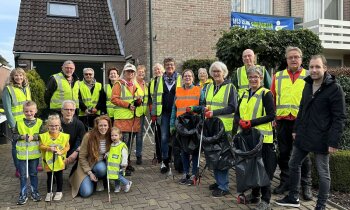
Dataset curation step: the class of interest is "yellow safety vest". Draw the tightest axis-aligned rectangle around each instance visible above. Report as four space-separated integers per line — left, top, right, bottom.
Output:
205 83 235 132
114 82 142 120
151 75 182 116
50 73 80 110
105 84 117 118
6 85 31 122
107 142 128 180
16 119 42 160
239 88 273 143
39 132 69 171
275 69 307 117
79 82 102 116
236 65 265 99
135 81 149 117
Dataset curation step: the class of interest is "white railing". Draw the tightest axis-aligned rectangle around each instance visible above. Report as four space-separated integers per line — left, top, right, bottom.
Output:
300 19 350 50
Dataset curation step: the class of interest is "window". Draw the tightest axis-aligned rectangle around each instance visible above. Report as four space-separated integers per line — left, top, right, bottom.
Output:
47 2 79 18
231 0 272 15
305 0 340 22
125 0 130 23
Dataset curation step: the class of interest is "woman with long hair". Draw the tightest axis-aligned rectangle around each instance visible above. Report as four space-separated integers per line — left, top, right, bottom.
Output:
69 115 112 198
2 68 31 177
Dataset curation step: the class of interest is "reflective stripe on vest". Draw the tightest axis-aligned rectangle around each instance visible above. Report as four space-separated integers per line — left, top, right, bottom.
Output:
175 86 201 117
107 142 128 180
79 82 102 116
275 69 307 117
239 88 273 143
39 132 69 171
205 83 234 132
50 73 80 109
7 86 31 122
135 82 149 117
105 84 118 118
152 75 182 116
16 119 42 160
237 65 265 99
114 82 142 120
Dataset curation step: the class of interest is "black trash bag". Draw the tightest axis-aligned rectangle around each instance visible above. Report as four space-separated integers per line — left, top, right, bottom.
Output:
169 133 183 173
234 128 270 193
176 113 201 154
198 117 235 171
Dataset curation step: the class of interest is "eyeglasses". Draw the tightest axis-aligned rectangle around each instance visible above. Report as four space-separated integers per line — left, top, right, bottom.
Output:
63 108 75 112
48 125 60 128
287 56 301 60
248 76 260 80
84 73 93 76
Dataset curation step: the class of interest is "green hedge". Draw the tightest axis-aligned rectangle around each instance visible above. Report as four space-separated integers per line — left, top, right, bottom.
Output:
26 69 46 115
311 150 350 192
182 59 216 84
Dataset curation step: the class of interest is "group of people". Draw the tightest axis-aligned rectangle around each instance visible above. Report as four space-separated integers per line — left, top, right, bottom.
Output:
1 46 346 210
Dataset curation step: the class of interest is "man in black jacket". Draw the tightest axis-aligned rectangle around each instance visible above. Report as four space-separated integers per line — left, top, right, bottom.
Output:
276 55 346 210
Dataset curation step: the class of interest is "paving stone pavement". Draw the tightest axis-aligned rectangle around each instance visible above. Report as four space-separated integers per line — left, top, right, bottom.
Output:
0 137 340 210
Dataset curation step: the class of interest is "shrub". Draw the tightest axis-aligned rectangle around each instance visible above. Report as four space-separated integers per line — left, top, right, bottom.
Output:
311 150 350 192
26 69 46 115
182 59 216 84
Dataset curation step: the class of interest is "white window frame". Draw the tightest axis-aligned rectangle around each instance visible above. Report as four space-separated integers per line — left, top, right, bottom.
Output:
231 0 272 15
47 1 79 18
304 0 343 22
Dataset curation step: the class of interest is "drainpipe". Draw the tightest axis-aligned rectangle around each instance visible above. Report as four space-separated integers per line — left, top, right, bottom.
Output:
149 0 153 78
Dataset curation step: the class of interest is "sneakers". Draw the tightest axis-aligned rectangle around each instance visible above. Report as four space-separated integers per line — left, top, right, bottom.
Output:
273 182 289 194
136 156 142 165
186 175 196 186
212 189 230 198
96 180 105 192
15 169 20 178
302 185 313 201
53 192 63 201
45 193 53 202
246 193 260 204
31 192 42 202
209 183 219 191
275 195 300 207
160 162 169 174
114 185 121 193
17 194 28 205
179 174 189 185
124 181 132 193
254 201 271 210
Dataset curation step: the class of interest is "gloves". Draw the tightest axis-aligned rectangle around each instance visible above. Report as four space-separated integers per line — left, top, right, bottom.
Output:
186 106 193 113
151 115 157 123
205 111 213 119
203 106 210 113
170 127 176 135
133 98 142 107
239 119 251 130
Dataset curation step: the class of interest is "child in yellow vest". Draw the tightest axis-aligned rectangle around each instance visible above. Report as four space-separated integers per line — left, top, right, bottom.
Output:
14 101 44 205
106 127 132 193
39 114 70 202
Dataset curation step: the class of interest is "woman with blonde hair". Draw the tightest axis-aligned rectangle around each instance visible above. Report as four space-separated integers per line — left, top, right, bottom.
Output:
2 67 31 177
69 115 112 198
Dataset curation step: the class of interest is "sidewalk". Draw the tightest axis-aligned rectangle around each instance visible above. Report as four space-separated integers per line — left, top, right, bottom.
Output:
0 138 340 210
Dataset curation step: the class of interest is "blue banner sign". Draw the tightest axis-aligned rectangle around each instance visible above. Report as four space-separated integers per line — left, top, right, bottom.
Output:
231 12 294 30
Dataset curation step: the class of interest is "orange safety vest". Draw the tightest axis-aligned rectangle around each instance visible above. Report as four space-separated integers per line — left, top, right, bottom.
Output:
175 86 201 117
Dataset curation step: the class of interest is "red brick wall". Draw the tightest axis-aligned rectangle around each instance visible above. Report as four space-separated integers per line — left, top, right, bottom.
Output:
291 0 304 19
344 0 350 21
0 67 11 100
273 0 290 16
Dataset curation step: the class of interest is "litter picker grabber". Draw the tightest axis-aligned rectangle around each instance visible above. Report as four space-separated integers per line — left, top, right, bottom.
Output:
166 133 175 180
106 158 111 203
126 87 139 173
195 119 204 187
152 121 160 165
25 135 29 180
50 150 56 205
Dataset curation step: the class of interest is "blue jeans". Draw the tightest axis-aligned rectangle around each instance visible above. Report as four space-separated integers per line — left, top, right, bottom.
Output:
181 150 198 175
160 113 171 160
288 146 330 207
12 140 19 171
114 171 129 186
135 116 145 157
79 161 107 198
18 158 39 195
214 169 229 191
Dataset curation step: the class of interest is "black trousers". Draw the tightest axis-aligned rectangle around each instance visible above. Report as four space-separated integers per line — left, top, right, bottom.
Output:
276 120 311 186
47 170 63 193
251 143 277 203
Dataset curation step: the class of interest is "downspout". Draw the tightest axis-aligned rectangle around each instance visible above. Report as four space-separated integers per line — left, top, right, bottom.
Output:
149 0 153 78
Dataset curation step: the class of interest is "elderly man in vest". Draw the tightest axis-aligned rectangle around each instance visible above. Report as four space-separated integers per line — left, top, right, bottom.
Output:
44 60 80 115
233 49 272 99
270 46 312 200
78 68 106 130
150 57 182 174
